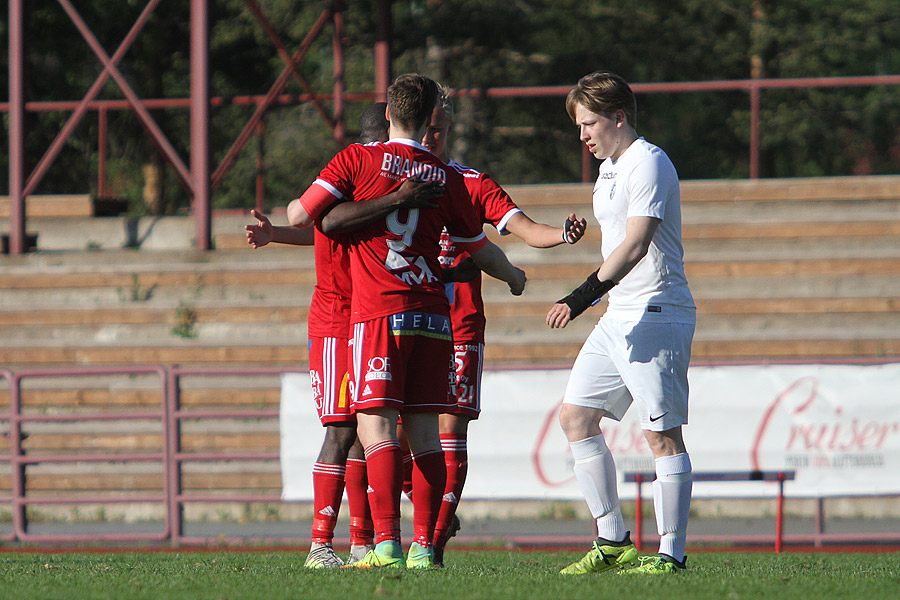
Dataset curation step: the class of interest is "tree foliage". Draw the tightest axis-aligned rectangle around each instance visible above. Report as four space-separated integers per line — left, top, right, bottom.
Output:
2 0 899 212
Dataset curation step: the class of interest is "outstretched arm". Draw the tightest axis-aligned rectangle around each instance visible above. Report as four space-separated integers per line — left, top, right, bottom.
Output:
504 211 587 248
469 239 526 296
246 209 314 248
319 178 445 234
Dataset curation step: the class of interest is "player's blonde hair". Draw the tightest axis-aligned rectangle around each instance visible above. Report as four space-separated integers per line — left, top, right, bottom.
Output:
566 71 637 129
387 73 439 132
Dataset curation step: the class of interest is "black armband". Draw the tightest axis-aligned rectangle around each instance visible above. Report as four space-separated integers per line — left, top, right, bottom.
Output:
557 270 615 319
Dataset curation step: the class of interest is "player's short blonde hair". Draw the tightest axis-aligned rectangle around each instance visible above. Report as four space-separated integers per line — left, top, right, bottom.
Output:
387 73 439 132
566 71 637 129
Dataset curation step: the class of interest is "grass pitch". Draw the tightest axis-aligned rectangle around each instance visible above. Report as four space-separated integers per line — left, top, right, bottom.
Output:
1 549 898 600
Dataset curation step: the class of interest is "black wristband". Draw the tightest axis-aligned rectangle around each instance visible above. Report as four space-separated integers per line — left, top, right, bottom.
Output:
563 216 576 244
557 270 615 319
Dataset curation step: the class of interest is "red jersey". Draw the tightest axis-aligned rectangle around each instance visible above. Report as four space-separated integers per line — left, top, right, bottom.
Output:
301 139 487 324
306 226 352 339
439 159 521 343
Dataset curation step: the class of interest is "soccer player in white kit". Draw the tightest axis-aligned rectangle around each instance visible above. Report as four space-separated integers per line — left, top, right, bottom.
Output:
547 71 695 575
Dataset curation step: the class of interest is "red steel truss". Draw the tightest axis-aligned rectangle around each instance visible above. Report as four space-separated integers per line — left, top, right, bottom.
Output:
5 2 900 255
4 0 383 254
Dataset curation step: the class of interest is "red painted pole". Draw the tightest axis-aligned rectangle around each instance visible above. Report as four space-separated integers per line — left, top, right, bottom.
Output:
10 374 26 539
333 1 346 144
815 496 825 549
750 82 761 179
191 0 211 251
166 370 182 546
375 0 392 102
775 471 785 553
98 107 108 199
8 0 26 255
255 120 265 213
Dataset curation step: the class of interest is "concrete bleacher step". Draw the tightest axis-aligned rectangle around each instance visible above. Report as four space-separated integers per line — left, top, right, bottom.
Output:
4 176 899 506
1 175 899 372
0 194 94 219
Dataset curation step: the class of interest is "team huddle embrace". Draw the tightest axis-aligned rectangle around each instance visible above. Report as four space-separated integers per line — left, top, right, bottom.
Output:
246 70 694 575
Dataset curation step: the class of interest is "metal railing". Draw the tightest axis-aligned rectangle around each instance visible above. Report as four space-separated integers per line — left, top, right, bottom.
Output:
5 366 170 543
1 364 299 545
166 366 285 545
3 364 898 548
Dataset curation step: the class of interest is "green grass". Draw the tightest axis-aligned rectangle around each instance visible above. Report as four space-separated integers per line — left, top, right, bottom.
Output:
0 549 898 600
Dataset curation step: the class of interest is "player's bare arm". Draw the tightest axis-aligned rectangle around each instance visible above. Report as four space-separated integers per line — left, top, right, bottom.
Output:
504 211 588 248
286 196 314 227
547 215 659 328
318 178 444 234
245 209 314 248
595 215 660 283
469 240 526 296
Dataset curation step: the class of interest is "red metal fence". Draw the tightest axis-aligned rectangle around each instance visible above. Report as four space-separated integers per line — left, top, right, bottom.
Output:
2 365 899 548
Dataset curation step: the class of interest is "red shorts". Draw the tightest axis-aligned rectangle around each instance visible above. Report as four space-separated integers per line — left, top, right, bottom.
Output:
448 342 484 419
308 336 353 425
350 310 456 414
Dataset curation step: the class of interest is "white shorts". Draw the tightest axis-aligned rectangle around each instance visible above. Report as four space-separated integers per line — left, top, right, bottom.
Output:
563 313 694 432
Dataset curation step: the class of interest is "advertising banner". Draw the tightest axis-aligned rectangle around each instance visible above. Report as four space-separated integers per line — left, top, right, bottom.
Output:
281 364 900 501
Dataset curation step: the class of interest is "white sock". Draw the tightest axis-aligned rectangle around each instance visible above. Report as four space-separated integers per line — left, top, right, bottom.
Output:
569 434 626 543
653 453 692 562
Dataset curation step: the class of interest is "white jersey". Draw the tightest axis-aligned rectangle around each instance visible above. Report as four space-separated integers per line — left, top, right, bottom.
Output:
592 137 695 323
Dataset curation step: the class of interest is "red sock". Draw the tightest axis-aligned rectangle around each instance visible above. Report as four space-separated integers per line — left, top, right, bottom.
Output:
364 440 402 544
433 433 467 548
311 462 345 545
345 457 374 546
401 452 414 499
411 448 447 548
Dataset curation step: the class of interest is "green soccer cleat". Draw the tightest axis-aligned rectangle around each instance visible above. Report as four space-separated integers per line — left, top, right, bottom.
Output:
618 553 687 575
559 532 638 575
405 542 435 569
304 543 345 568
342 540 404 569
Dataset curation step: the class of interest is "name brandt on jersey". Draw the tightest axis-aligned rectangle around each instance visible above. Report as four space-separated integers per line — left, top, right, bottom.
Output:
380 153 448 184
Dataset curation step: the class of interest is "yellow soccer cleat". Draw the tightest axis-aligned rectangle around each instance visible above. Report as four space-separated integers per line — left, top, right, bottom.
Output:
618 553 687 575
405 542 436 569
560 532 638 575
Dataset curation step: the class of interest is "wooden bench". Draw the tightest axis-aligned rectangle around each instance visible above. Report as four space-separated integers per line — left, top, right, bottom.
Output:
0 268 315 291
0 306 310 327
624 470 796 552
503 176 900 207
0 194 94 218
